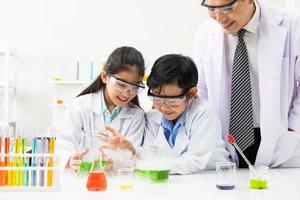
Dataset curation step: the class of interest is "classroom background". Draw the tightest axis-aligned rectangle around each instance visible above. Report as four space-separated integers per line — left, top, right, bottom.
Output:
0 0 299 131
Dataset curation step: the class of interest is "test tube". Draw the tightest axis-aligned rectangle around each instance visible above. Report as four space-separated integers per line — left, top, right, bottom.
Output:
76 58 80 80
31 137 37 187
8 136 15 186
47 136 56 187
38 138 46 187
22 136 29 186
0 129 4 186
89 57 94 81
15 137 22 186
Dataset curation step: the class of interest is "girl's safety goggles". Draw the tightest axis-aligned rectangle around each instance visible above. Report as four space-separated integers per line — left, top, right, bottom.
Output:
201 0 238 15
147 89 188 107
108 74 145 95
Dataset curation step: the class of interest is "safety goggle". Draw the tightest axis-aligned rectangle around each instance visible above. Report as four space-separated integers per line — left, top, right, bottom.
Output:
108 74 145 95
201 0 239 15
147 89 188 107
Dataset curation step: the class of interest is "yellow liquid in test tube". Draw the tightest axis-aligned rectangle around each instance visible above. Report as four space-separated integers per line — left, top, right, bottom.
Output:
47 160 54 186
47 138 55 187
8 161 14 186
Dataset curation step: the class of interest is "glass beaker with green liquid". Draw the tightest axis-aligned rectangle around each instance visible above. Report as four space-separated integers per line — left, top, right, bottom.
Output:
135 146 171 183
249 165 269 189
78 130 109 176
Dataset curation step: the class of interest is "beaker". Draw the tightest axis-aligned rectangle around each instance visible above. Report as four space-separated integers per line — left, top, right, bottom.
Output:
135 146 171 184
118 167 134 190
78 130 109 176
216 162 236 190
86 160 107 191
249 165 269 189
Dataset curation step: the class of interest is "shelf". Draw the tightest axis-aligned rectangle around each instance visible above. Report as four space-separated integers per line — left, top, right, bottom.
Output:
0 47 18 57
52 80 89 85
0 81 16 88
48 104 67 108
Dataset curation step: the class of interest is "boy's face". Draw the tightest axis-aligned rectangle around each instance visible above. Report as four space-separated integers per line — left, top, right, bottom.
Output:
150 84 189 121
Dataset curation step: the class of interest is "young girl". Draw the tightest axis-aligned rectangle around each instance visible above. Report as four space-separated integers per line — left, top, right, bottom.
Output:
108 54 230 174
57 46 146 171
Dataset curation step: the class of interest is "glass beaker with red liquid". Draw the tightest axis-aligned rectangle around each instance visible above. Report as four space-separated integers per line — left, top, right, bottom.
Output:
86 171 107 191
86 154 107 191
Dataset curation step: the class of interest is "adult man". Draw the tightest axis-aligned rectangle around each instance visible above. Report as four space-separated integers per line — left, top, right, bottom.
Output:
194 0 300 167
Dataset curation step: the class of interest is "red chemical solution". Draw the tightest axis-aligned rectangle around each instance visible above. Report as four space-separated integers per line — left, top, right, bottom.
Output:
86 171 107 191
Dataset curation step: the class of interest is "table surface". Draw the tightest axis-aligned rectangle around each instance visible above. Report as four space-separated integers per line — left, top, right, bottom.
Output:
1 168 300 200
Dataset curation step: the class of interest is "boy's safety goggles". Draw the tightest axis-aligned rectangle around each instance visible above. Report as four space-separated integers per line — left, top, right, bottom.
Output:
147 89 188 107
201 0 239 15
108 74 145 95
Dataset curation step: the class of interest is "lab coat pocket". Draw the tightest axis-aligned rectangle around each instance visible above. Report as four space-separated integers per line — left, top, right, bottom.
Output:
272 131 300 167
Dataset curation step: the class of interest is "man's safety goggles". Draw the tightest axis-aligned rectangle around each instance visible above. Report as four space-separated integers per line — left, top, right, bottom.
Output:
201 0 239 15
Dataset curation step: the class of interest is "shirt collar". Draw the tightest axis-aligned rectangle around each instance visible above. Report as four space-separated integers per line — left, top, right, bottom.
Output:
160 110 187 132
100 89 121 116
244 1 260 35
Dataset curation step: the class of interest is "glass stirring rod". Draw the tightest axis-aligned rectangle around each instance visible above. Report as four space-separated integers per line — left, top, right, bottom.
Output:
227 134 253 169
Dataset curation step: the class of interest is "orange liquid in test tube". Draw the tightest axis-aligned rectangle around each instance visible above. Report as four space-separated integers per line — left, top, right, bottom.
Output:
4 137 10 186
0 160 5 186
0 137 4 186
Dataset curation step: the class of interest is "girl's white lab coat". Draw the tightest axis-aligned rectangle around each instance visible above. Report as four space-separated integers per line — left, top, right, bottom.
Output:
193 0 300 167
57 89 145 167
144 96 230 175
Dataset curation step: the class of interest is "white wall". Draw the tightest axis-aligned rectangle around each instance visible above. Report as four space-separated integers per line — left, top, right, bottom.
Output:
0 0 293 130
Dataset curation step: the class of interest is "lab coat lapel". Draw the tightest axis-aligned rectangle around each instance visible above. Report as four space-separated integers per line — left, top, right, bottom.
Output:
110 105 131 128
209 27 227 114
173 125 189 156
152 125 173 156
89 90 106 130
255 2 287 165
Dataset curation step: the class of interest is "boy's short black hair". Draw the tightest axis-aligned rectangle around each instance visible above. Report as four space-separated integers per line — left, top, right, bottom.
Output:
147 54 198 93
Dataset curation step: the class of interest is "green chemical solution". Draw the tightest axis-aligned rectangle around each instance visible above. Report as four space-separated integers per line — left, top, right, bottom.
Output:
134 169 149 179
249 179 268 189
135 169 170 183
79 160 109 175
149 170 170 183
79 162 92 175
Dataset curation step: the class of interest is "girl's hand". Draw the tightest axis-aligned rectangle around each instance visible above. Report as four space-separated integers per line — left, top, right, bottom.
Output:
66 148 89 172
105 125 136 155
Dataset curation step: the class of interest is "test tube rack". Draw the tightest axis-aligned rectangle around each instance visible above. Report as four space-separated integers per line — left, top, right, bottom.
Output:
0 153 61 192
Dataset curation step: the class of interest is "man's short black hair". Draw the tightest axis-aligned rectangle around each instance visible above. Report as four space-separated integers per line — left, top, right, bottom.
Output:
147 54 198 93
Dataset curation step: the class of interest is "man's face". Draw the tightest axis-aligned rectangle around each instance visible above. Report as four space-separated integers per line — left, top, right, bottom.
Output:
203 0 254 34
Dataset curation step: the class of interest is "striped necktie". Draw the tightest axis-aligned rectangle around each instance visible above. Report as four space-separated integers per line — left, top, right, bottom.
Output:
229 29 254 151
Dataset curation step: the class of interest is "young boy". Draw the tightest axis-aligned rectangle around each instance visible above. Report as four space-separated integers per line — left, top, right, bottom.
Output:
108 54 230 175
143 54 230 174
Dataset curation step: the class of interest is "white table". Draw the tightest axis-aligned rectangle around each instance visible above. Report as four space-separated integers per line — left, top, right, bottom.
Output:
1 168 300 200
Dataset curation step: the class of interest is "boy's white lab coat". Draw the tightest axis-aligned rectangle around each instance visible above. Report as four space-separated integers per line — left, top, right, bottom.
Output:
144 96 230 175
57 89 145 168
193 1 300 167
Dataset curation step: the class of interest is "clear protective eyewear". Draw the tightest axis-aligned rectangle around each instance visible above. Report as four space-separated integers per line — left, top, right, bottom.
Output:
147 89 188 108
201 0 238 15
108 74 145 96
